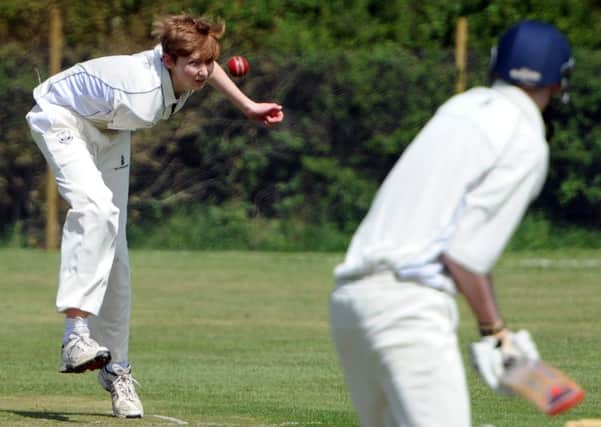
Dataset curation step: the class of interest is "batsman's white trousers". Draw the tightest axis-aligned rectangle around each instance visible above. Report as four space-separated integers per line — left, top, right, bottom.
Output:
27 104 132 363
329 272 470 427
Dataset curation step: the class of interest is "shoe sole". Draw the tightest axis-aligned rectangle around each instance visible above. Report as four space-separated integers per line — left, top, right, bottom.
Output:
60 350 111 373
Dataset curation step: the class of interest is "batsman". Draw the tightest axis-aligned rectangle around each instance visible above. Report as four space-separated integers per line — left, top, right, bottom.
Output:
329 21 574 427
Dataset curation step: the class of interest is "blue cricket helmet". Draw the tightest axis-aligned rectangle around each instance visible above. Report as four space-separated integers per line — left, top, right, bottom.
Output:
490 20 574 101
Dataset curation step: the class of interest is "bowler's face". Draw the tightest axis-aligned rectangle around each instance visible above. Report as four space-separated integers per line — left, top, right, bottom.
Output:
164 52 215 97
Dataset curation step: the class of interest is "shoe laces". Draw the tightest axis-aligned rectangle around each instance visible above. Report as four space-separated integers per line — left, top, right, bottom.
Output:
112 372 141 402
70 333 96 351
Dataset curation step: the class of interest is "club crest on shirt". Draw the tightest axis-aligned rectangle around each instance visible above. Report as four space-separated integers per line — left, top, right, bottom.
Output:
56 129 74 144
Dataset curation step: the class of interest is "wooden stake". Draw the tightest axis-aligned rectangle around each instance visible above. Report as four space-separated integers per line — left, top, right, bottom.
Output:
45 0 63 250
455 17 468 93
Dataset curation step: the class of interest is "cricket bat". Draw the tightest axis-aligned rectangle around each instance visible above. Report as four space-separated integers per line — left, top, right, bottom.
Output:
501 358 585 416
565 420 601 427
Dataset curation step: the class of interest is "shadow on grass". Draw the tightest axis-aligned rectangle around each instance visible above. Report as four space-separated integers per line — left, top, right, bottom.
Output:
0 409 112 423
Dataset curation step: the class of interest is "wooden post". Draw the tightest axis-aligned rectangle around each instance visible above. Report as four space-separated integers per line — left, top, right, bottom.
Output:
455 17 468 93
45 0 63 250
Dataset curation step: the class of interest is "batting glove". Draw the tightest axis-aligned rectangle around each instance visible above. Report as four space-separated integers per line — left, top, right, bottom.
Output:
470 329 540 394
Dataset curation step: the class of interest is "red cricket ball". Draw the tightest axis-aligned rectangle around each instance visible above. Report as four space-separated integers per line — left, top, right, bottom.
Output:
227 56 249 77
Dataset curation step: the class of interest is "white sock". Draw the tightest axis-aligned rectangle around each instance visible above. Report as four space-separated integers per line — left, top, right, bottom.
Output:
63 316 90 344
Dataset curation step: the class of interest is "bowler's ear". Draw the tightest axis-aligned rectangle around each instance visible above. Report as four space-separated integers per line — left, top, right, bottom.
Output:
162 53 176 70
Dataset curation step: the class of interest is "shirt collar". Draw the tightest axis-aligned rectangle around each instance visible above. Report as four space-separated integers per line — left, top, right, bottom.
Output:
153 45 178 109
491 80 546 139
153 44 193 115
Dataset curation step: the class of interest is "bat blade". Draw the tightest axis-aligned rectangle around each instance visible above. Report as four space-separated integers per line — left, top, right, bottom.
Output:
565 420 601 427
501 359 585 416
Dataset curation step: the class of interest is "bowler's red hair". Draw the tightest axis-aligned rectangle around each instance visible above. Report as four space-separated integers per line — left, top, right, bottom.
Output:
152 14 225 62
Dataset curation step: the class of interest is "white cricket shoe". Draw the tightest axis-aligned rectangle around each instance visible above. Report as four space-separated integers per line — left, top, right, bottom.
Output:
59 333 111 373
98 364 144 418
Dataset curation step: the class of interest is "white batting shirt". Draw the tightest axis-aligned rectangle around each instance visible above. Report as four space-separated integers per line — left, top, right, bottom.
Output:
334 81 548 293
29 45 192 133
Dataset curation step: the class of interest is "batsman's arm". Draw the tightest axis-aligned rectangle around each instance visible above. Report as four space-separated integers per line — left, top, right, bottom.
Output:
208 62 284 126
443 254 545 397
440 253 504 335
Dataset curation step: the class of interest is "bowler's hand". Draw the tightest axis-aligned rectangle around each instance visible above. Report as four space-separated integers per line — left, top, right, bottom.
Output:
246 102 284 127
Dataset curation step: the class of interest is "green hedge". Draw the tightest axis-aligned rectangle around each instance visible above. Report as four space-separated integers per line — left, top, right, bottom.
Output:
2 1 601 250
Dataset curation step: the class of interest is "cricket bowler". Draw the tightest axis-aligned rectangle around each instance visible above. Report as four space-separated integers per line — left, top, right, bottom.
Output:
329 20 573 427
25 14 283 418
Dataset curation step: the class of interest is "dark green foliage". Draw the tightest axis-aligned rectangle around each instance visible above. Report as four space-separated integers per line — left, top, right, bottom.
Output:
126 202 350 251
1 1 601 250
0 42 45 245
508 212 601 251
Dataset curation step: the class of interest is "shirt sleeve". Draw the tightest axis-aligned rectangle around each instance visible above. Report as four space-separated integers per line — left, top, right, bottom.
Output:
42 71 115 117
445 133 548 274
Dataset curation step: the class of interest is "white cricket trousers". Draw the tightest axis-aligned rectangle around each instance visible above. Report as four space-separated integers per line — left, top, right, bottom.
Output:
329 272 470 427
26 104 132 363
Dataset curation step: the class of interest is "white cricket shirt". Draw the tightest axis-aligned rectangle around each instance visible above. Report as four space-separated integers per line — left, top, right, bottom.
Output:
334 81 549 293
29 45 192 132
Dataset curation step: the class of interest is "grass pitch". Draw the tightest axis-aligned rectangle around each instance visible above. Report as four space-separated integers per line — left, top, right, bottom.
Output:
1 248 600 426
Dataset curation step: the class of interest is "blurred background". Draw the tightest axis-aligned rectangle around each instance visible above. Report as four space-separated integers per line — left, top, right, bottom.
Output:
2 0 601 252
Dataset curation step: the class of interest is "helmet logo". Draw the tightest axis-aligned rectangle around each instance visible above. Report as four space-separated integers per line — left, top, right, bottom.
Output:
509 67 542 85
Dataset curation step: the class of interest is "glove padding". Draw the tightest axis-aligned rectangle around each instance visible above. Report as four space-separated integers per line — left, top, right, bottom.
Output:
470 329 540 394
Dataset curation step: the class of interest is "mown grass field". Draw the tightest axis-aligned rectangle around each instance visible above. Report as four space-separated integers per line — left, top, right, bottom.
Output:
1 248 601 427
